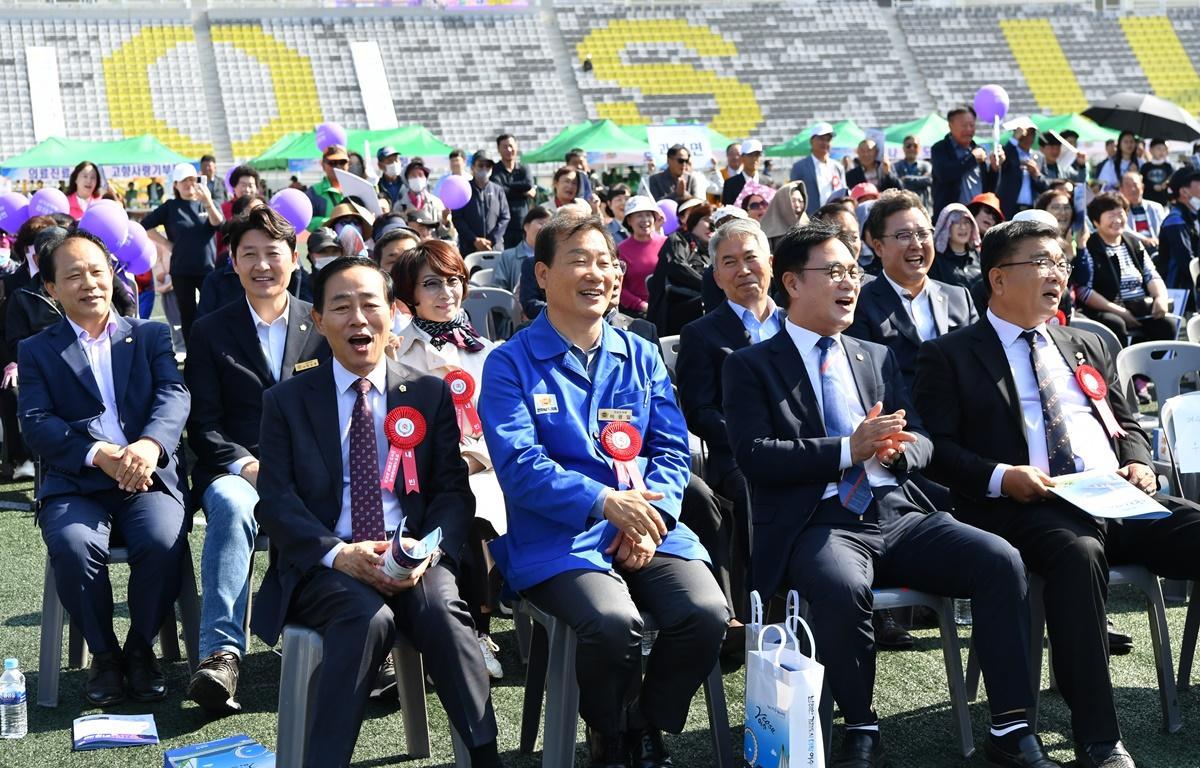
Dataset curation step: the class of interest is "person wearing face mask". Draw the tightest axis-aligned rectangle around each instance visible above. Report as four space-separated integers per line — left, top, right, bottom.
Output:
376 146 405 210
307 227 345 273
1155 167 1200 310
451 150 510 256
325 200 376 261
396 161 454 241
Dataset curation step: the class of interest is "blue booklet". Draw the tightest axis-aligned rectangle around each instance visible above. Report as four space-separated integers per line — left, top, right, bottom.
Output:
72 713 159 751
164 734 275 767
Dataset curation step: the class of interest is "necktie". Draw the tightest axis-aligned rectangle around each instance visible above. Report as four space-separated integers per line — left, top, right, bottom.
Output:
1020 331 1077 477
349 378 386 542
816 337 873 515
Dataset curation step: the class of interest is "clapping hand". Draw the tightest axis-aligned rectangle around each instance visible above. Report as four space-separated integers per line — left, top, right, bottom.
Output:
850 402 916 465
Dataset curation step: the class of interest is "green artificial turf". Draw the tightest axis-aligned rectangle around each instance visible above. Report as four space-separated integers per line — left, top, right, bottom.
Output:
1 476 1198 767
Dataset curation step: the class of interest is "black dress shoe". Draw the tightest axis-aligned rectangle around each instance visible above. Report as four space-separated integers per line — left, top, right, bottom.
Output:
123 645 167 702
187 651 241 714
1108 621 1134 656
586 725 629 768
872 609 914 650
1075 740 1136 768
983 732 1061 767
628 726 673 767
85 651 125 707
370 654 397 699
833 730 889 768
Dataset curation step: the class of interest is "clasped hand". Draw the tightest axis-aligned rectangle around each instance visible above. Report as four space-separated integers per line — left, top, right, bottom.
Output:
95 438 161 493
603 489 668 544
333 539 429 596
606 529 656 572
849 402 919 466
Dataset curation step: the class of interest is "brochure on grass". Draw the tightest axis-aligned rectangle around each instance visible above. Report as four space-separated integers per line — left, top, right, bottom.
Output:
164 733 275 767
71 713 158 751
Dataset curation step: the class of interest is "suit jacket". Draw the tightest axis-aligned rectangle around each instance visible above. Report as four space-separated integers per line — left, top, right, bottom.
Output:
252 359 473 646
930 134 996 220
452 180 510 255
912 318 1150 522
789 155 846 215
18 316 190 507
845 276 977 384
995 141 1049 219
845 164 902 193
185 297 330 503
722 330 933 596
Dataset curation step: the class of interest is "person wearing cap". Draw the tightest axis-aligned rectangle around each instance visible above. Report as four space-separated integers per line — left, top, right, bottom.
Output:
304 144 349 233
375 146 404 209
968 192 1005 237
721 139 767 205
495 205 549 293
648 144 708 203
846 139 901 194
492 134 536 249
850 182 880 206
325 200 376 260
396 161 452 234
995 123 1049 220
369 213 421 274
616 195 666 317
930 105 1001 221
307 227 345 273
1149 166 1200 307
142 161 224 342
451 150 510 256
1042 130 1089 185
895 136 933 210
789 122 847 216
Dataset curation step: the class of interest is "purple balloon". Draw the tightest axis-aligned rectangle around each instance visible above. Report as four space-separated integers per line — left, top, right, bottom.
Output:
658 199 679 236
79 199 129 253
116 220 148 262
28 187 69 218
0 192 29 234
315 122 347 152
439 175 472 211
122 236 157 275
973 84 1010 124
270 188 313 232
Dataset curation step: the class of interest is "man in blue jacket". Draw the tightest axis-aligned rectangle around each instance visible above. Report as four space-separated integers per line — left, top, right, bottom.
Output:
452 150 511 256
480 213 726 768
1156 167 1200 308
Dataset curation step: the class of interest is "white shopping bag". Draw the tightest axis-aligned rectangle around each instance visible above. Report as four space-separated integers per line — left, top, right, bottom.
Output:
744 622 825 768
746 590 803 656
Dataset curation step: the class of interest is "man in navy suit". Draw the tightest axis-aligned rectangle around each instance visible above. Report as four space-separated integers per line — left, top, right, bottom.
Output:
19 230 190 707
184 206 329 714
723 222 1057 768
452 150 511 256
789 122 847 216
930 105 1000 221
995 125 1049 220
847 189 978 385
253 257 499 768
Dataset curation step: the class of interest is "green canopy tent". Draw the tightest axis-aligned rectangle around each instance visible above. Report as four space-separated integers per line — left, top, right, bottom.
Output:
1 134 192 180
765 120 867 157
248 125 454 171
1030 113 1119 143
522 120 600 164
618 122 735 152
524 120 649 166
883 113 950 147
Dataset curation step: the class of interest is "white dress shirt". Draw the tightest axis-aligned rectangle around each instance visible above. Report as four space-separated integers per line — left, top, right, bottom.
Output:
321 358 405 568
784 319 896 499
882 273 937 342
727 298 782 344
70 315 131 466
814 156 841 203
985 310 1120 497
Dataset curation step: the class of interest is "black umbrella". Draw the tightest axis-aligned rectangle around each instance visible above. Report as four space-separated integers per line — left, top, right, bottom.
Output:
1083 91 1200 142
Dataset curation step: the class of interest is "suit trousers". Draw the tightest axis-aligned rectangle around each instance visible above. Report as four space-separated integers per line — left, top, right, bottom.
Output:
980 499 1200 743
524 555 728 735
288 561 497 768
786 493 1032 726
678 473 742 618
39 486 187 655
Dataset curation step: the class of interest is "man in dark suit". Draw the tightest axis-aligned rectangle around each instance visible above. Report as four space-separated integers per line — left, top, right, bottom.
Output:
914 219 1200 768
996 125 1049 220
930 105 1000 221
723 222 1057 768
253 257 499 768
452 150 510 256
19 230 190 707
184 206 330 714
848 189 978 384
845 139 902 193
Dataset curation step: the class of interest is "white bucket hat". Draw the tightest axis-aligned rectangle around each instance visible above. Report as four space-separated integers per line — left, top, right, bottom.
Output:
622 195 664 223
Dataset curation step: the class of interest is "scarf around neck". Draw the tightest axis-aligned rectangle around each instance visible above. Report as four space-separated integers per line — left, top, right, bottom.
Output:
412 311 485 353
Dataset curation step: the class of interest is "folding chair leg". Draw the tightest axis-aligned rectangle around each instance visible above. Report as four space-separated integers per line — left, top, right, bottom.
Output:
159 616 181 662
68 620 87 669
541 617 579 768
1028 577 1047 733
38 559 63 707
394 639 431 758
935 599 975 759
276 628 323 768
520 620 549 754
177 553 201 672
514 608 532 664
965 635 980 701
1179 583 1200 691
702 661 734 768
1140 579 1181 733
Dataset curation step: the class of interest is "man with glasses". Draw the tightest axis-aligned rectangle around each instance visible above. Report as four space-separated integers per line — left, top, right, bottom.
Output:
305 144 349 232
895 135 933 210
648 144 708 203
723 221 1054 768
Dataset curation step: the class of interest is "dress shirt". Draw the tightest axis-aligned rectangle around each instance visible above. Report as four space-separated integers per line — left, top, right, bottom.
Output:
321 358 404 568
1017 147 1034 206
226 298 290 475
985 310 1120 497
784 319 896 499
69 315 131 466
813 156 841 203
882 273 937 342
727 298 782 343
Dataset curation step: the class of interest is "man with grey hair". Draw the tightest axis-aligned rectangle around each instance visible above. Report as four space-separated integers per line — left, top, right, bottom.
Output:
677 218 782 621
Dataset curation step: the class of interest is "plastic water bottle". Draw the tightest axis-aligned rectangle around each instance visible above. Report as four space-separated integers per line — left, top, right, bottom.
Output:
0 658 27 739
953 598 973 626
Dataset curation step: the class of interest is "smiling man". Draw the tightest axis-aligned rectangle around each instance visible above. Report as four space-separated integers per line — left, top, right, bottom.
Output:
914 220 1200 768
184 206 329 714
723 222 1056 768
481 214 726 768
253 257 499 767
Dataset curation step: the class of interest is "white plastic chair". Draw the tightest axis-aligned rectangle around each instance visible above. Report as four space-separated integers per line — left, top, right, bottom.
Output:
470 267 496 287
1115 341 1200 420
462 286 517 341
1187 315 1200 344
658 334 681 378
464 250 501 276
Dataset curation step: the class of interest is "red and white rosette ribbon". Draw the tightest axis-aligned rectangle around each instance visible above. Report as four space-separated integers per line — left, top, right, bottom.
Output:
1075 364 1127 439
600 422 646 491
383 407 426 494
444 369 483 443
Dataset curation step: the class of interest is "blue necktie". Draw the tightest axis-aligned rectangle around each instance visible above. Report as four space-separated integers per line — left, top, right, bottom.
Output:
816 337 873 515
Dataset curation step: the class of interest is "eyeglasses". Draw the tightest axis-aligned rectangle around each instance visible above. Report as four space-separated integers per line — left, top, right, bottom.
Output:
673 156 692 165
880 228 934 245
996 258 1071 277
325 160 349 169
747 201 768 210
419 276 465 292
615 260 628 274
801 263 865 283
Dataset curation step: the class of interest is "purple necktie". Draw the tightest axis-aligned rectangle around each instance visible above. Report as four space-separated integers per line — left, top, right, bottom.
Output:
350 378 386 542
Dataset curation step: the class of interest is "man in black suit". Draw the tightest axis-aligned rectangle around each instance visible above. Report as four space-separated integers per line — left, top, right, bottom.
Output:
253 258 499 768
19 230 190 707
914 220 1200 768
848 189 978 385
723 222 1057 768
184 206 330 714
995 125 1049 220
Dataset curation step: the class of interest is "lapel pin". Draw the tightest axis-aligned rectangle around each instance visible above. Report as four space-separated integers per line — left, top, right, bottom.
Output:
299 323 308 331
399 384 407 393
124 337 132 343
855 353 864 361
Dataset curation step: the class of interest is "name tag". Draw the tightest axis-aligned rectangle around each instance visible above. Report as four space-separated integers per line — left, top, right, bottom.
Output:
294 359 319 373
598 408 633 423
534 394 558 415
